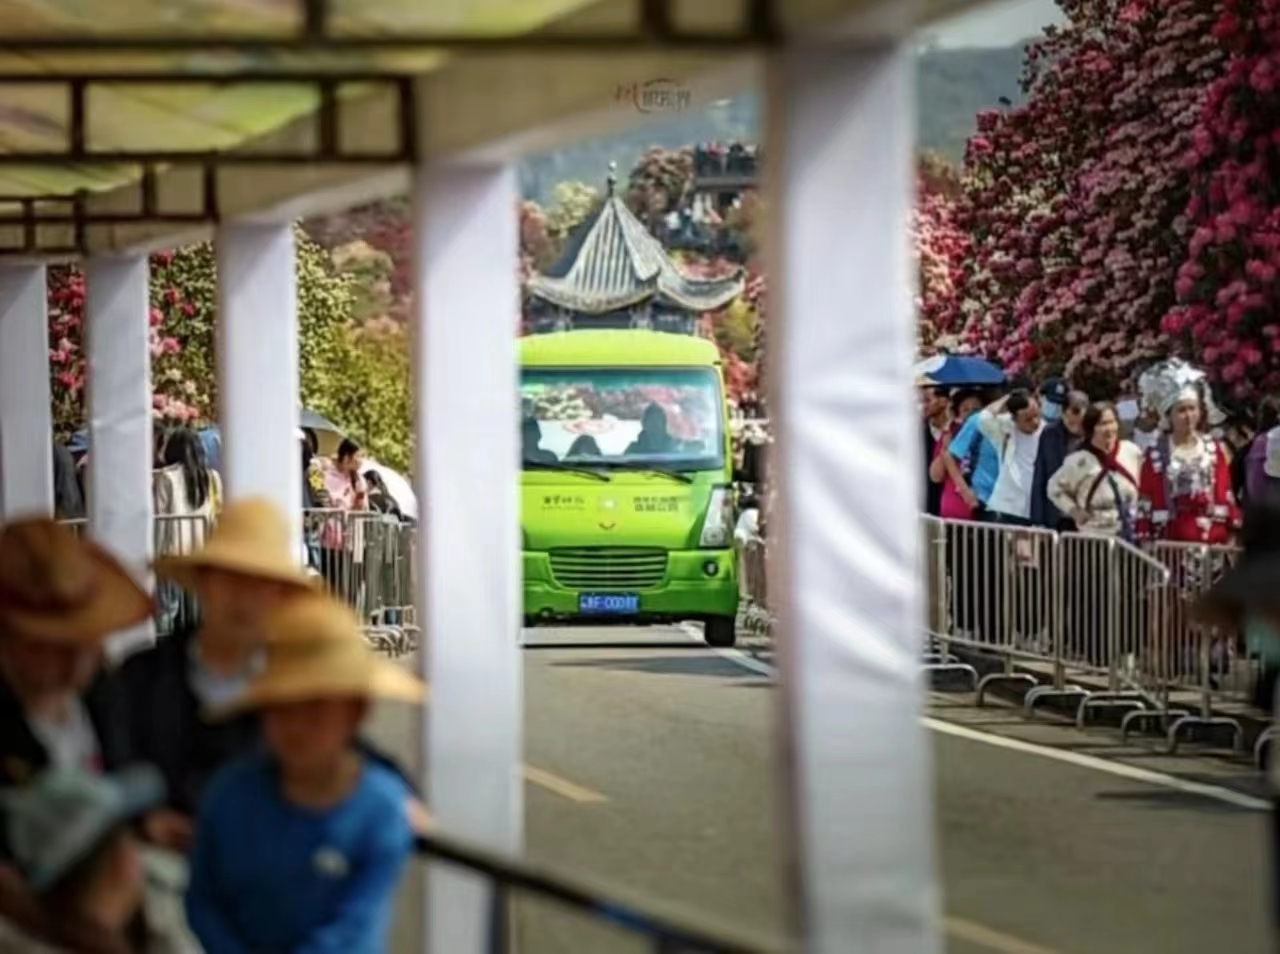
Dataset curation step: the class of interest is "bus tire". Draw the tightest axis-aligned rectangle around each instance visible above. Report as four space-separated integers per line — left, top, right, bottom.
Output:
704 616 737 648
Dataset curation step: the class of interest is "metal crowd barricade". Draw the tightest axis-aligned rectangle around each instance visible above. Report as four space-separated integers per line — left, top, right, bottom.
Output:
726 513 1264 757
922 517 1058 703
152 513 213 636
920 515 979 689
303 507 356 603
1129 541 1247 752
1051 533 1171 727
735 535 772 637
414 831 790 954
304 508 419 655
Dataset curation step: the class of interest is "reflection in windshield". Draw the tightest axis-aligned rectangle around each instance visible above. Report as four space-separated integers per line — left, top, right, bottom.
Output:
520 367 725 472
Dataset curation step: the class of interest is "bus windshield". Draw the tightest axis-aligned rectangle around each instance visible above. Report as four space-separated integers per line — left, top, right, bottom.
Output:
520 367 725 473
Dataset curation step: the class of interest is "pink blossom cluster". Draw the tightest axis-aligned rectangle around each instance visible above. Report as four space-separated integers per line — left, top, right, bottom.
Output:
914 163 970 350
1162 0 1280 398
955 0 1227 395
46 254 205 431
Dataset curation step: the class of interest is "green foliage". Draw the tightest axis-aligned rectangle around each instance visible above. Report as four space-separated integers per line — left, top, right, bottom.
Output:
151 244 218 415
713 298 759 362
296 229 412 472
330 239 396 323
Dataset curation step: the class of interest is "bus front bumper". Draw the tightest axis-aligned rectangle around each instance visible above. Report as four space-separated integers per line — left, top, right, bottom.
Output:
523 549 739 623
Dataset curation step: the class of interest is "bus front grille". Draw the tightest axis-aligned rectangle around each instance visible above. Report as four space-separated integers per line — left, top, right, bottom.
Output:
549 548 668 591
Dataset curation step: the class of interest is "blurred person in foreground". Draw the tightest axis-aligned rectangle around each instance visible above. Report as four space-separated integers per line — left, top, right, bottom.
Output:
186 594 422 954
1192 495 1280 935
0 521 154 951
0 766 191 954
0 519 151 792
118 498 427 856
116 499 315 854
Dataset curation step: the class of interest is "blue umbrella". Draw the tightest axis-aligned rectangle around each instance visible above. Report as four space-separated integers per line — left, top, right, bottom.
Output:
914 354 1006 387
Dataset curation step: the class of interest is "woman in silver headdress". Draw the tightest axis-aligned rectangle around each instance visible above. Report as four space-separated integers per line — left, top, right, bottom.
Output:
1134 361 1240 545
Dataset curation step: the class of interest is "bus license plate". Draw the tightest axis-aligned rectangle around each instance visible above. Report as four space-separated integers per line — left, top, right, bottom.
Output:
580 593 639 615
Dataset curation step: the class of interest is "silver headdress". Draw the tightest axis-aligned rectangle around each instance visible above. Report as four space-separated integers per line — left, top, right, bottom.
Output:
1137 359 1225 427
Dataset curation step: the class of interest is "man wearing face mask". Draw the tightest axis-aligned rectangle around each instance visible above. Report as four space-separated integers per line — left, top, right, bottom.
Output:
1030 383 1090 530
1192 495 1280 931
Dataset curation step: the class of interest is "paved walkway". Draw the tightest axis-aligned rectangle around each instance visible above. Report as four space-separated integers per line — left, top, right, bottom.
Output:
369 625 1273 953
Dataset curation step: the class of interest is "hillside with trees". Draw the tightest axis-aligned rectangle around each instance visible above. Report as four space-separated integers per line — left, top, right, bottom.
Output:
519 44 1026 202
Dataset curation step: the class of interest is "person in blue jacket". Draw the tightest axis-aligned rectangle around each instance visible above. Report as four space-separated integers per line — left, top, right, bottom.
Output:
1029 382 1089 530
186 593 424 954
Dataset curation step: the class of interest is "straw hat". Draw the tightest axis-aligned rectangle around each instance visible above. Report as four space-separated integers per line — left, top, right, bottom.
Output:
154 497 314 590
217 594 424 716
0 519 153 643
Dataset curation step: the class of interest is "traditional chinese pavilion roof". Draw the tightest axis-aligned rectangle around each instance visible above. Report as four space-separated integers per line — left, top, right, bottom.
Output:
525 175 745 316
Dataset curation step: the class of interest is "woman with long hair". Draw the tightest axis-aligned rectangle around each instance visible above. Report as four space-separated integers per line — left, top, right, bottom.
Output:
159 429 212 514
153 427 221 634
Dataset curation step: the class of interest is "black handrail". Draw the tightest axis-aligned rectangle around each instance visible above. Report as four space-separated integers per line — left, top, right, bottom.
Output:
414 832 791 954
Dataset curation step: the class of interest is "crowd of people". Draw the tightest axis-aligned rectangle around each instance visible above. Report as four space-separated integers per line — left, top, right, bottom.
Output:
920 361 1280 545
0 499 428 953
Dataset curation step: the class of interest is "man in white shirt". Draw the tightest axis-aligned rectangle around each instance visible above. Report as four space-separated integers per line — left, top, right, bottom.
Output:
973 390 1049 646
978 390 1046 525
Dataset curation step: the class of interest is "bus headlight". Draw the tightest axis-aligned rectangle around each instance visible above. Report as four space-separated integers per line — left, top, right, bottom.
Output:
699 488 733 548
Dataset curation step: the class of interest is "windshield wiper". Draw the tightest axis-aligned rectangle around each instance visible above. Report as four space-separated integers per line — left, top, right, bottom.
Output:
523 460 612 482
608 463 695 484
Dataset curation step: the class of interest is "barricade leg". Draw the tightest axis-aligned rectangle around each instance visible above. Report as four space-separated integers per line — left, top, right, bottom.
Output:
1166 634 1244 754
974 528 1036 706
921 519 977 692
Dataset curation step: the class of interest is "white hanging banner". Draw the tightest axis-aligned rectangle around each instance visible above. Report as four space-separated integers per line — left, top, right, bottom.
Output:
413 160 523 954
87 255 155 655
765 43 941 954
217 222 302 541
0 265 54 520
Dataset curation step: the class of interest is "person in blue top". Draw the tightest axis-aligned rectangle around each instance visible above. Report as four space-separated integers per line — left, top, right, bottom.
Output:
186 594 425 954
943 390 1002 516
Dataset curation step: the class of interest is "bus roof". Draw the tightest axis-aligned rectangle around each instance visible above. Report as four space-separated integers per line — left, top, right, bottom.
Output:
520 330 722 368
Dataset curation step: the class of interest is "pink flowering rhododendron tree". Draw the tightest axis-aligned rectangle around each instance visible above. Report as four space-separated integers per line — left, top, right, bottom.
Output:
48 251 209 434
958 0 1227 395
1164 0 1280 399
914 157 969 352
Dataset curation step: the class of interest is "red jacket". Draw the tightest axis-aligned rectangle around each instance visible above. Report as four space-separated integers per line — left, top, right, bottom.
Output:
1135 435 1240 544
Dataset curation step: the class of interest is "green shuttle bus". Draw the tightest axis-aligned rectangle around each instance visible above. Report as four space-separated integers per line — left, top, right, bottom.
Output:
520 330 739 646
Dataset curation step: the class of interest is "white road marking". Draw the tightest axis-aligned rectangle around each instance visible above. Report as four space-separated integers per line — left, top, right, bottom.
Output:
925 719 1270 811
685 627 1271 813
523 765 609 803
943 916 1063 954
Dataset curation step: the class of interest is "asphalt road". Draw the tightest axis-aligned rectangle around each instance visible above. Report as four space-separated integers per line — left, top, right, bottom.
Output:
370 625 1275 953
